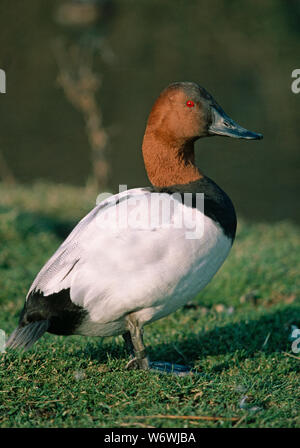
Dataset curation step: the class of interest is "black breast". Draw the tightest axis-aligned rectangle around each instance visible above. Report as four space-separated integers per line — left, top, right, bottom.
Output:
149 176 237 241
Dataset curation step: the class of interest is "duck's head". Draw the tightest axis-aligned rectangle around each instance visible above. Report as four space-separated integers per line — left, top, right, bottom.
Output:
147 82 263 143
143 82 263 187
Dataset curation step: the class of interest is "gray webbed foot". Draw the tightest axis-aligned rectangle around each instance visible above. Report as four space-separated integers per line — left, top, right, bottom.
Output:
149 361 193 376
123 323 194 376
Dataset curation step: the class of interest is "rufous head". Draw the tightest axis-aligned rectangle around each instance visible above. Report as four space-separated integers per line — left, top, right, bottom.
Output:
142 82 263 187
146 82 263 143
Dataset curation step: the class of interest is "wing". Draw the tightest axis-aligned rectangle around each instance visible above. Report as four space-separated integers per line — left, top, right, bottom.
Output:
27 188 147 298
27 186 212 324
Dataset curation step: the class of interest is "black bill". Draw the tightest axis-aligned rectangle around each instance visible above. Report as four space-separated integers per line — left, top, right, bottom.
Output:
209 105 263 140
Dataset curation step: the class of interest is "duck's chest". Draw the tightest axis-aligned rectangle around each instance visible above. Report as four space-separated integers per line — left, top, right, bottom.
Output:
138 178 236 322
134 211 233 327
151 175 237 287
162 211 233 305
175 213 232 290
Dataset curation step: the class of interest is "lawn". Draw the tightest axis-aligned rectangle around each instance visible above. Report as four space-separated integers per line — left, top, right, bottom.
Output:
0 182 299 428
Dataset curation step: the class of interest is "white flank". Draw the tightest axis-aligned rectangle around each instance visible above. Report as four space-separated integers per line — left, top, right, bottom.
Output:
27 188 232 336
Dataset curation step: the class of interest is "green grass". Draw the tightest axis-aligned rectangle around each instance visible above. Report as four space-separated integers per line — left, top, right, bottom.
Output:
0 182 299 428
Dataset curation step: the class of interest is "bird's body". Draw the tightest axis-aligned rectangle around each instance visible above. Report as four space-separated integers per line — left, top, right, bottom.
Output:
7 82 262 373
23 179 234 338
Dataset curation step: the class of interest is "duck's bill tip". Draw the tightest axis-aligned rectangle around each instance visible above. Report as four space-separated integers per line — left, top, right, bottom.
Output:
209 126 263 140
252 132 263 140
232 129 263 140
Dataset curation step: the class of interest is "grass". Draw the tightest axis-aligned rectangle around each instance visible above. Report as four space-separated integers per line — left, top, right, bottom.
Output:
0 182 299 428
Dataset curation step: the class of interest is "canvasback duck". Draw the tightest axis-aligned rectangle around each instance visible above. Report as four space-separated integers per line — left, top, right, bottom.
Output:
6 82 262 374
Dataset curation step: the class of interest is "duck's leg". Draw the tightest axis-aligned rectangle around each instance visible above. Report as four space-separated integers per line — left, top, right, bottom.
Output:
122 331 134 357
125 317 149 370
124 316 192 376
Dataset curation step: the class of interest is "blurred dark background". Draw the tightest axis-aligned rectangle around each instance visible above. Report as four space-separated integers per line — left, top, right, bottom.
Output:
0 0 299 223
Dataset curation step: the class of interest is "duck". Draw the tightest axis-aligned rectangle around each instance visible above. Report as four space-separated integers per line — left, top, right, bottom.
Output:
6 82 262 374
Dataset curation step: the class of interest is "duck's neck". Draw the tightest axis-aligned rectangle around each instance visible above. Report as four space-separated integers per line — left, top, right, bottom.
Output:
142 128 203 187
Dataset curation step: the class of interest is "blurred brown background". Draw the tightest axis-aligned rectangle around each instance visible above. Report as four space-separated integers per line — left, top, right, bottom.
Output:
0 0 299 223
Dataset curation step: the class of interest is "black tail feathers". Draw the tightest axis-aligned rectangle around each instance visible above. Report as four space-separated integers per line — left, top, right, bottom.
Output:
5 320 49 351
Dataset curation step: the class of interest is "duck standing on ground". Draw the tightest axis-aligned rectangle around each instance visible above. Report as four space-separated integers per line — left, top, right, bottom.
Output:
6 82 262 374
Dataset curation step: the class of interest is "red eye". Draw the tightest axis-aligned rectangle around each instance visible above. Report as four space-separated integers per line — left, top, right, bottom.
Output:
186 100 195 108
